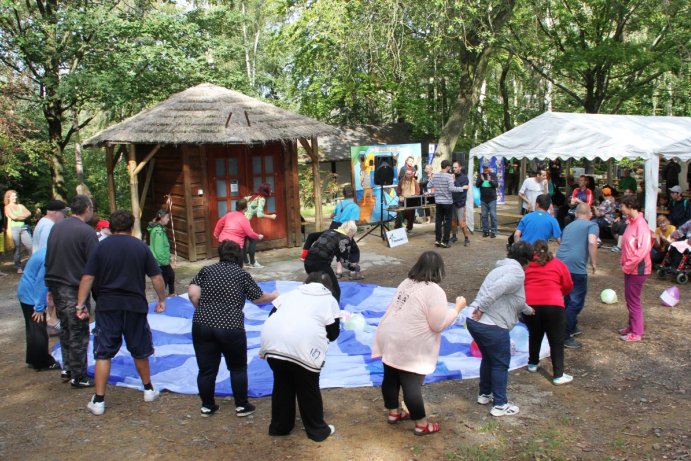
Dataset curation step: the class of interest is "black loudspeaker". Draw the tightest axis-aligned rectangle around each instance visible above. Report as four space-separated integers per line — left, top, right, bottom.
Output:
374 155 394 186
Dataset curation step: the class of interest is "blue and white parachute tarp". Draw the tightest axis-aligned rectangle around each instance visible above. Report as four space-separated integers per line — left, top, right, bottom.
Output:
52 281 549 397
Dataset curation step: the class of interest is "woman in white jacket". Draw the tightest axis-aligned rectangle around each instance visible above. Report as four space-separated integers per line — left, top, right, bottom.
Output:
259 272 341 442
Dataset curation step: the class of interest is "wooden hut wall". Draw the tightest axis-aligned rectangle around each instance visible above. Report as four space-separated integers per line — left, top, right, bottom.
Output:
137 144 209 262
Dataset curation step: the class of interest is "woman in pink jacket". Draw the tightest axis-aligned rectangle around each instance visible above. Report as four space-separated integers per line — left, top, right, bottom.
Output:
618 195 652 342
372 251 466 436
213 199 263 262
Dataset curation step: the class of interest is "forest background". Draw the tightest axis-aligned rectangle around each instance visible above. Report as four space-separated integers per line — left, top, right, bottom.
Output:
1 0 689 214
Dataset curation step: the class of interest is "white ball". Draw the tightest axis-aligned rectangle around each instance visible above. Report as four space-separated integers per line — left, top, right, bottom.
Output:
600 289 618 304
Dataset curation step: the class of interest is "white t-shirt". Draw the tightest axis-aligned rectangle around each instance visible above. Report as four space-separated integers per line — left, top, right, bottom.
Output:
259 283 341 372
519 178 545 210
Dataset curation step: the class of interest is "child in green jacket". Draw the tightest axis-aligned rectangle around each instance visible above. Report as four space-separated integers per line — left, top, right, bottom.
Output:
148 209 175 295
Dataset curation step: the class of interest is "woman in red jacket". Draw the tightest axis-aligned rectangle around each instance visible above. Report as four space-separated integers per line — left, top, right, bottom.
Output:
523 240 574 385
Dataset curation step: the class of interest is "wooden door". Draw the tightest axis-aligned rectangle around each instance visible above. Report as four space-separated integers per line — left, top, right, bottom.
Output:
207 144 285 248
247 143 285 239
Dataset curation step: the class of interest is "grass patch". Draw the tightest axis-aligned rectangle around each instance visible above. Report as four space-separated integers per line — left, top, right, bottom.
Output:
301 205 335 219
478 420 499 433
516 428 568 461
450 445 506 460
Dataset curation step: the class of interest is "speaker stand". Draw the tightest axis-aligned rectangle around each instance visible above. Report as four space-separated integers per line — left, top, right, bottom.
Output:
357 185 390 243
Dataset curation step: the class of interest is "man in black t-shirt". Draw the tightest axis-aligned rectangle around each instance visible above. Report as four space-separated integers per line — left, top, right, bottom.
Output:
45 194 97 387
75 210 167 416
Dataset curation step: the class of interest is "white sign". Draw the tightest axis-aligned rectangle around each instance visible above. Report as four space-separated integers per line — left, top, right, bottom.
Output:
385 227 408 248
230 180 239 193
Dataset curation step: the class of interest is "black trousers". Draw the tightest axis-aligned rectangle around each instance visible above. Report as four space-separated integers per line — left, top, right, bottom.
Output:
21 302 57 369
381 363 426 420
305 260 340 303
395 209 415 231
523 305 566 378
267 358 331 442
435 203 453 244
159 265 175 295
192 323 249 408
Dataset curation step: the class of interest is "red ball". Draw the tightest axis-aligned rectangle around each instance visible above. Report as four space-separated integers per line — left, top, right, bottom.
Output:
470 340 482 358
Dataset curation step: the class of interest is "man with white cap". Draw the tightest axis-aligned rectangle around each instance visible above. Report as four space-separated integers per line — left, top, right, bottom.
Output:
667 186 691 227
32 199 68 252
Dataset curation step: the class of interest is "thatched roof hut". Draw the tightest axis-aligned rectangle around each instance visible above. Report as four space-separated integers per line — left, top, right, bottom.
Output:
86 83 337 146
85 83 337 261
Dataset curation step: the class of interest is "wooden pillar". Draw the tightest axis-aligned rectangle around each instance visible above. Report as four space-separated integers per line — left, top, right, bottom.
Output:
182 147 198 261
311 136 323 231
127 144 142 239
106 146 117 212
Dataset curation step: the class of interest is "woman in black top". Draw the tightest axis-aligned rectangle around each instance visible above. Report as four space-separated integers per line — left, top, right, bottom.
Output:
188 241 278 417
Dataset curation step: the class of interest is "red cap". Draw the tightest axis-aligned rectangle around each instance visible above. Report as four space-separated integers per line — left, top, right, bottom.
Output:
95 220 110 231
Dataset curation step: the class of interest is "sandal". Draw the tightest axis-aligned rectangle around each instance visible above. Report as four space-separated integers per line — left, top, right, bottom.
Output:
414 421 440 436
387 410 410 424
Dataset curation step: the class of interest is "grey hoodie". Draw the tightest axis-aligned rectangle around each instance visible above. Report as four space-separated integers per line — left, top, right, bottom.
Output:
469 258 534 329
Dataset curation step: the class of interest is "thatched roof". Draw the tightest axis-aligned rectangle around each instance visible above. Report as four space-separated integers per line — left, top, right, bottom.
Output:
84 83 338 147
309 122 414 162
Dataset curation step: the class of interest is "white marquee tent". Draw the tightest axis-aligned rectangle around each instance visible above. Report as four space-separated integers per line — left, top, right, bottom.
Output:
467 112 691 230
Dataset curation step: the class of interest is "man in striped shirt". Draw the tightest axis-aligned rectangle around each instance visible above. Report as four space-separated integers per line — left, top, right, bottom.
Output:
430 160 467 248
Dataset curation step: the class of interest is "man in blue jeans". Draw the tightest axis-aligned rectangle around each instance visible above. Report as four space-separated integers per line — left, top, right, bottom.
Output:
556 203 598 349
431 160 466 247
475 164 498 238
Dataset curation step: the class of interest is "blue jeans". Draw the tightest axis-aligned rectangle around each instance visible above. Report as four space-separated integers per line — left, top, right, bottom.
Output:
481 200 497 234
564 273 588 337
467 319 511 406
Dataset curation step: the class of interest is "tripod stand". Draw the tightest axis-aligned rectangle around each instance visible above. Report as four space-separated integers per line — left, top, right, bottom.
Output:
357 185 391 242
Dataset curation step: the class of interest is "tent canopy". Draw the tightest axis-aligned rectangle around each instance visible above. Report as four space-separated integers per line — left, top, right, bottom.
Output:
466 112 691 230
470 112 691 161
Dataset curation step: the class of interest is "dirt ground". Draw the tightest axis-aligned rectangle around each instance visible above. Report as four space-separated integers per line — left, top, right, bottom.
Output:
0 213 689 460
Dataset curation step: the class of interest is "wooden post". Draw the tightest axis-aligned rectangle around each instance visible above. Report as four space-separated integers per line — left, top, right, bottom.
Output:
139 159 156 212
106 146 117 212
311 136 323 231
127 144 142 239
182 148 198 261
300 137 323 231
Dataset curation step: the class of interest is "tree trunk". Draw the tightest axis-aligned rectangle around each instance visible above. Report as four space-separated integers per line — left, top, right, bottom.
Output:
499 54 513 132
46 110 67 201
434 47 494 168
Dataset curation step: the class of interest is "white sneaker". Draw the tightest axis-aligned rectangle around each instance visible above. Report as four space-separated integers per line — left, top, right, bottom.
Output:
610 246 621 253
552 373 574 386
144 389 160 402
328 424 335 436
490 402 519 417
527 364 539 373
477 393 493 405
87 396 105 416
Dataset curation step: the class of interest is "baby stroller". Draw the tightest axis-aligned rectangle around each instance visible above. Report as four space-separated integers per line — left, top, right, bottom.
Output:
656 245 691 284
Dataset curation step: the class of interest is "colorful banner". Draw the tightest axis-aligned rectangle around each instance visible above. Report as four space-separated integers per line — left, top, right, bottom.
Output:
351 144 422 224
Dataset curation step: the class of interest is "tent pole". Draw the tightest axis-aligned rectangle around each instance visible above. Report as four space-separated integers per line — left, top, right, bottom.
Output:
644 155 659 231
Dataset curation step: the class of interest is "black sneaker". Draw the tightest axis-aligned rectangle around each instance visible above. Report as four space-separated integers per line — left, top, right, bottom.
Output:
434 241 441 247
201 404 220 417
490 232 496 239
483 232 489 238
564 337 582 349
571 325 583 337
235 402 256 417
61 370 71 382
464 238 470 247
70 376 95 388
451 236 458 243
439 242 449 248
